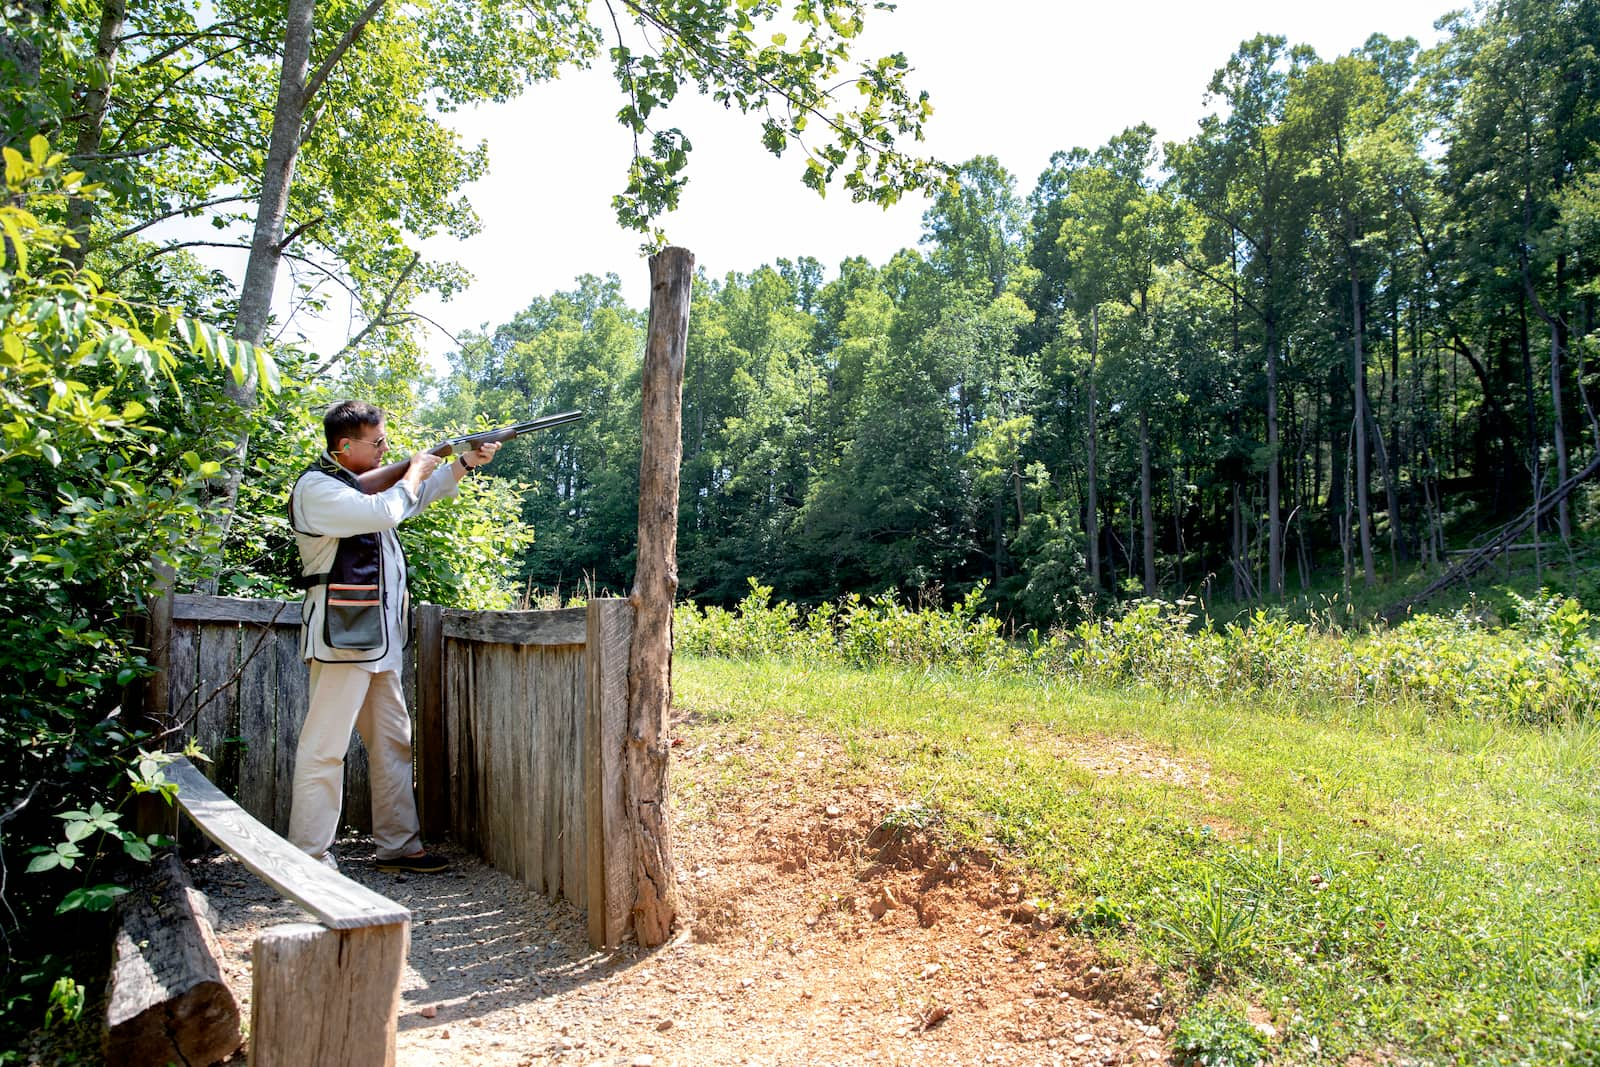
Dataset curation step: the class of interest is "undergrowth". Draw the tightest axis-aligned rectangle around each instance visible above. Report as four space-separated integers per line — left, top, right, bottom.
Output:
678 579 1599 725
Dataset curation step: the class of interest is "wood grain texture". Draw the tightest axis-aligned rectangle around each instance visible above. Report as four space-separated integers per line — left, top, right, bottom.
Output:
250 921 408 1067
586 598 633 948
628 246 692 945
173 593 296 625
195 623 241 792
167 758 408 929
414 604 446 839
235 623 279 829
103 853 241 1067
442 607 586 646
167 622 199 744
272 627 309 836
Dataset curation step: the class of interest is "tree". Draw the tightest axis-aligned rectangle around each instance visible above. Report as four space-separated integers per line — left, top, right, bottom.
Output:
1168 37 1312 597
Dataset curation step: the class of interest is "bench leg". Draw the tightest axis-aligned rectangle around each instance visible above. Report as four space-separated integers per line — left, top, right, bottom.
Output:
250 920 409 1067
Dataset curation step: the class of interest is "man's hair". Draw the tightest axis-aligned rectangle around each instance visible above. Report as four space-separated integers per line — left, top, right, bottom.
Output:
323 400 384 451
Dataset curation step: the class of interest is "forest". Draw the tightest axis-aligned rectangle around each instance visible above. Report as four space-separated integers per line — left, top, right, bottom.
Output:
434 3 1600 624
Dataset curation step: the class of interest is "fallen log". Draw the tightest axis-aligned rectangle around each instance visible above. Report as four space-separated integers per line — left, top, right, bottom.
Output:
103 851 242 1067
1382 451 1600 623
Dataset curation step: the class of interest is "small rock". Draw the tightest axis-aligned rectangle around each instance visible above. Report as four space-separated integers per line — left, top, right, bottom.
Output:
920 963 942 979
1254 1021 1278 1040
825 804 841 817
656 1019 675 1032
632 1056 656 1067
739 977 753 989
418 1004 438 1019
1075 1032 1094 1045
1033 962 1047 972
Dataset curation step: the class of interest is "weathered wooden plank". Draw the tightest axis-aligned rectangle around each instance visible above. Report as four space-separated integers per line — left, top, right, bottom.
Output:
586 598 633 948
272 627 309 837
250 921 408 1067
167 622 199 742
104 853 241 1067
528 646 553 895
195 623 241 793
174 594 297 626
234 622 279 826
561 647 585 906
168 758 408 929
442 607 587 647
414 605 446 839
449 640 480 851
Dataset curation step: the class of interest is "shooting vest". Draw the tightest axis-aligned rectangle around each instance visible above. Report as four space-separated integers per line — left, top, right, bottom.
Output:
288 456 403 663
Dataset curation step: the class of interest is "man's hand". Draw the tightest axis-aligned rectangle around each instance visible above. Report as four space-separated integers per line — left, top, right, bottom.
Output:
461 441 500 470
402 450 442 495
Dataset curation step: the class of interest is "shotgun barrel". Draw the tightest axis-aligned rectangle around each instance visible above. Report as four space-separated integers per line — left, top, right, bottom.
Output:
428 409 584 457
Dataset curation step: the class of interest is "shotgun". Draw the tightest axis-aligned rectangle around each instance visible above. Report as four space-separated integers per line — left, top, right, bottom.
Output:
356 409 583 494
428 409 584 458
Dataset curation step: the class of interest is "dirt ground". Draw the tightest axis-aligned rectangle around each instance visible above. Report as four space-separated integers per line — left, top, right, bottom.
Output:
196 733 1177 1067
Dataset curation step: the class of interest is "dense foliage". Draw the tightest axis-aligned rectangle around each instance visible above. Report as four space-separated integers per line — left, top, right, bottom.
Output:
440 0 1600 624
678 582 1600 727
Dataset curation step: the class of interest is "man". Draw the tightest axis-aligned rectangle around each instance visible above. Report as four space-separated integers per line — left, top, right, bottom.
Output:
287 400 499 872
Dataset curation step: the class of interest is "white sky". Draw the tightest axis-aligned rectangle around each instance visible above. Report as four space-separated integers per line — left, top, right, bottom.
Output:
344 0 1453 364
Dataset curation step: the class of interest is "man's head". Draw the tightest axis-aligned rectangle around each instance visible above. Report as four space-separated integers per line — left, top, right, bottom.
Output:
324 400 388 473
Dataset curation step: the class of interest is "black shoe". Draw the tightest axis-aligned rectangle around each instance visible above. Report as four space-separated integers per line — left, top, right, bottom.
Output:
375 851 450 873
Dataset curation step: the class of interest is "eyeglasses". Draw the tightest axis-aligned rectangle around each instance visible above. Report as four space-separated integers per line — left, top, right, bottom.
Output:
346 435 387 451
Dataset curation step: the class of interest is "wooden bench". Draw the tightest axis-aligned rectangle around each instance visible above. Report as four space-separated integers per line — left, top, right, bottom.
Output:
167 757 410 1067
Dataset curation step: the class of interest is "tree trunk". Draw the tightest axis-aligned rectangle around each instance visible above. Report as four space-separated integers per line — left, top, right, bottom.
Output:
1266 320 1282 597
627 247 693 947
1085 305 1101 591
1551 316 1572 541
208 0 315 551
1350 244 1375 586
211 0 387 547
1139 408 1155 595
64 0 125 269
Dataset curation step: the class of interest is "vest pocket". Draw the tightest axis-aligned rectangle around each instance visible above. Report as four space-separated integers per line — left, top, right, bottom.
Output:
325 584 383 649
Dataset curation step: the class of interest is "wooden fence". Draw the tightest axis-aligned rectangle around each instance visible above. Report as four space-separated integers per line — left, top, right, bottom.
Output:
163 593 635 949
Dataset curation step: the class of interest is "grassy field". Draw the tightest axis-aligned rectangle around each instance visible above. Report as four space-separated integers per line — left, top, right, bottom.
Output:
675 653 1600 1065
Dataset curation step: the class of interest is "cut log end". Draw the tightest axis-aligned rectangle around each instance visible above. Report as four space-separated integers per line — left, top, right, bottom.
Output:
104 852 242 1067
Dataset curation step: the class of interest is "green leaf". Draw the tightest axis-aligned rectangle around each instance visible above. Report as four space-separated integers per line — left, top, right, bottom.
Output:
25 853 62 874
58 885 128 914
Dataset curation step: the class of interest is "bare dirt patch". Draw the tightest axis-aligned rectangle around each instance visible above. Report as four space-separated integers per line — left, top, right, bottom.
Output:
198 733 1174 1066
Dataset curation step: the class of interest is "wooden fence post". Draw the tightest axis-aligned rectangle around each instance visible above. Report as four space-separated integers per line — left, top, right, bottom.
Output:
137 561 177 838
627 246 692 947
413 604 446 839
586 598 633 949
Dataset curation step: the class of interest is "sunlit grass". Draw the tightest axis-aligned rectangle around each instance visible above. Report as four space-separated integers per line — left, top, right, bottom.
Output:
675 655 1600 1065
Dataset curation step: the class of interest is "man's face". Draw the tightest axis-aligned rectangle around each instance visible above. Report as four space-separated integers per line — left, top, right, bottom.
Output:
336 419 389 474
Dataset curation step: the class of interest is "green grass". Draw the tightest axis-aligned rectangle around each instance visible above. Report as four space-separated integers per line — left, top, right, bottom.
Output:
675 654 1600 1065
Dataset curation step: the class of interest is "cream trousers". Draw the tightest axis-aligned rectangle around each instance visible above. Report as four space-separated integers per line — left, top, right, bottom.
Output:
287 662 422 863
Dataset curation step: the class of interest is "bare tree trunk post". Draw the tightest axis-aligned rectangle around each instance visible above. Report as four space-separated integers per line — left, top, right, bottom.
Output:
627 247 693 947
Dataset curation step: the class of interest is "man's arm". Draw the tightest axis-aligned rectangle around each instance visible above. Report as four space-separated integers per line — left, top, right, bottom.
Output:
358 442 498 495
297 452 441 537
